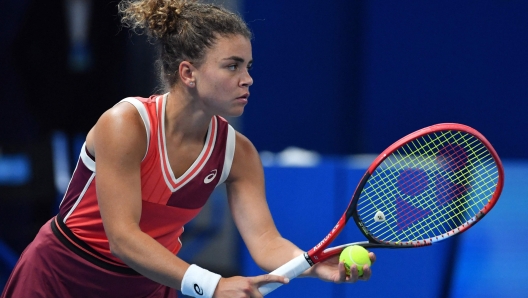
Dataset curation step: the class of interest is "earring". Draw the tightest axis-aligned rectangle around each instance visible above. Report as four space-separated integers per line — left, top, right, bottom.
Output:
189 81 195 87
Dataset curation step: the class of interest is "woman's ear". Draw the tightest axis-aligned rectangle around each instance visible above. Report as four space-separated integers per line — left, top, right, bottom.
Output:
179 61 196 87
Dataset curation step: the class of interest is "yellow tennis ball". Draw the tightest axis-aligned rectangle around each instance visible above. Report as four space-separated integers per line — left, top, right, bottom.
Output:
339 245 371 276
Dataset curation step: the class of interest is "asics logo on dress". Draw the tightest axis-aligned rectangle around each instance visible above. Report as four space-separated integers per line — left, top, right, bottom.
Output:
204 169 217 184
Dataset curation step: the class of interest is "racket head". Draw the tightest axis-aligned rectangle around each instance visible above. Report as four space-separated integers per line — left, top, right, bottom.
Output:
348 123 504 248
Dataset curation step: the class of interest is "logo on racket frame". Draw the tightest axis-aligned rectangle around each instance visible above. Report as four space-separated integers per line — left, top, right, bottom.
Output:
313 223 340 252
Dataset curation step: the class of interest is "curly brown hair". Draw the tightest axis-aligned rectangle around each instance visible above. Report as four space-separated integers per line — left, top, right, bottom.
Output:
118 0 252 88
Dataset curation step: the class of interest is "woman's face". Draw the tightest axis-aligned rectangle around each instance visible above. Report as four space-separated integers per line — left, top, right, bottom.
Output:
193 34 253 118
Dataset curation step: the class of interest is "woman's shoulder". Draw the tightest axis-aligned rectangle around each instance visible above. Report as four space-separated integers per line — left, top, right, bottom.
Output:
232 130 259 163
89 101 148 151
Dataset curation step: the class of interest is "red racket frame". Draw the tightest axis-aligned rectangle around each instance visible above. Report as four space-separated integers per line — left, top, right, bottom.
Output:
305 123 504 264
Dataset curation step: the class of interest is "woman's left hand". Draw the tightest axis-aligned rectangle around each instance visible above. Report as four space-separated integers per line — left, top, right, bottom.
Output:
304 252 376 283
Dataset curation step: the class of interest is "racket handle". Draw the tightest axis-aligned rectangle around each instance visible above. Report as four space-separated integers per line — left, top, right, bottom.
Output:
258 253 312 296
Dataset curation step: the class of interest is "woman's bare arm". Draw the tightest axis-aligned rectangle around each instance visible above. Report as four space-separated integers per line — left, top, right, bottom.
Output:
89 103 190 289
225 132 304 272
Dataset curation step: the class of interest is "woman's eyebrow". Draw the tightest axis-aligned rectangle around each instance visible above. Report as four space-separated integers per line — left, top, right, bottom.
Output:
222 56 252 64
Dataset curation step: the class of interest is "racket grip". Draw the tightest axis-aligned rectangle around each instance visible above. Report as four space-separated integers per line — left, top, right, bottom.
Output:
258 253 312 296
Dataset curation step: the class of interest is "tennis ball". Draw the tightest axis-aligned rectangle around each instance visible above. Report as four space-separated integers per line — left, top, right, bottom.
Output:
339 245 371 276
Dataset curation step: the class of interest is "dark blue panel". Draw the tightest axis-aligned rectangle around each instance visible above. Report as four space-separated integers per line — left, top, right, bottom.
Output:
242 1 528 158
242 1 362 154
362 1 528 158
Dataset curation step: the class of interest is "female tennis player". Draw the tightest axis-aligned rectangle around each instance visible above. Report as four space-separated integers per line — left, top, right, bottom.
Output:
2 1 375 297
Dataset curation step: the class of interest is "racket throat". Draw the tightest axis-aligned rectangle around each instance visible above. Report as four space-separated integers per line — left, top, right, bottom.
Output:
304 252 315 266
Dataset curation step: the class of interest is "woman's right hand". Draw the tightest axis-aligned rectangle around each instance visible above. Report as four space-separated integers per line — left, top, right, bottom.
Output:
213 275 288 298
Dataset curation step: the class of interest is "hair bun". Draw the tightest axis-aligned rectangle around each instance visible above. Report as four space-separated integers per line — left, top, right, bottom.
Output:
119 0 192 39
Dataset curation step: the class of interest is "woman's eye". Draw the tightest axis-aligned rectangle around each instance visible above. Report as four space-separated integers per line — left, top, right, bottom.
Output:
228 64 238 71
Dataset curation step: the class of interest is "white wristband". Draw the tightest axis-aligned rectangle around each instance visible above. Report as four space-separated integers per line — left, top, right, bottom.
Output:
181 264 222 298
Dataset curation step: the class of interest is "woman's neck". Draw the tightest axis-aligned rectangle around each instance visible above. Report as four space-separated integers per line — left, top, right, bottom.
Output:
164 88 212 143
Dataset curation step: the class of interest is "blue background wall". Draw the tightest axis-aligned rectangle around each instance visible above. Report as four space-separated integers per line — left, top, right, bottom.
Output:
240 160 528 298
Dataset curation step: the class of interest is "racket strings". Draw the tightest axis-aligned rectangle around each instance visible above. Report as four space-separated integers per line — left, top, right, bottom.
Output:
356 130 500 244
380 133 496 240
374 140 494 241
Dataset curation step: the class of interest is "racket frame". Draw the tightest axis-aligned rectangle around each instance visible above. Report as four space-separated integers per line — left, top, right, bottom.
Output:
309 123 504 262
259 123 504 296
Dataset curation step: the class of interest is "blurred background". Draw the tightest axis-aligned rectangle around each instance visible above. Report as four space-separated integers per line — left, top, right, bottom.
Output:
1 0 527 297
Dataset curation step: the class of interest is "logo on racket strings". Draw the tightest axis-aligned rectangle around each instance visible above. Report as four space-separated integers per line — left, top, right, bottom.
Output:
374 211 386 222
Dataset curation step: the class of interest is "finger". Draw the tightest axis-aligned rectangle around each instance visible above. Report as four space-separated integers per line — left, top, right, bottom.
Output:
348 264 359 283
252 274 290 287
337 261 347 283
249 287 264 298
359 265 372 281
369 252 376 264
252 274 289 297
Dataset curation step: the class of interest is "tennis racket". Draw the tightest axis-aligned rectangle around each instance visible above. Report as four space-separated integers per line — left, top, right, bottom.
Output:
259 123 504 295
